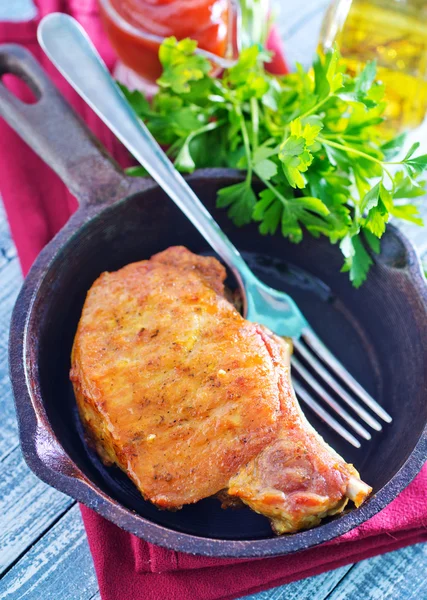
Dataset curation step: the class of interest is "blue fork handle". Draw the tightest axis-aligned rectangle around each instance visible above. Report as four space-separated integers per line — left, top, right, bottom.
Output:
37 13 308 338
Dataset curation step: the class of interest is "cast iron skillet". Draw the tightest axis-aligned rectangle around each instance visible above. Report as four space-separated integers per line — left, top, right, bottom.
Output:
1 45 427 558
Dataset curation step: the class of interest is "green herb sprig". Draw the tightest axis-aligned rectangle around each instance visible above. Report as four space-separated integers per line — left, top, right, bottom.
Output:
121 38 427 286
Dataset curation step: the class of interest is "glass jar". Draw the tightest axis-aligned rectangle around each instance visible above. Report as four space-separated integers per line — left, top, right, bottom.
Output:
319 0 427 133
99 0 239 90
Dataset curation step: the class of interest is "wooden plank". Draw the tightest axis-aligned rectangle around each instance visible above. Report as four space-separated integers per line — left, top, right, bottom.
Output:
0 446 74 575
0 371 20 463
0 202 97 593
274 0 329 68
0 504 99 600
0 197 16 254
0 203 22 462
399 220 427 257
242 565 352 600
275 0 328 37
0 0 37 22
327 542 427 600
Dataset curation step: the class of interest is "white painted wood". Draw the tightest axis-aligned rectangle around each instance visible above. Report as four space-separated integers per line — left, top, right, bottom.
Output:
0 0 37 22
274 0 330 69
0 196 98 597
327 542 427 600
0 202 22 462
0 446 73 575
0 504 98 600
398 218 427 257
242 565 352 600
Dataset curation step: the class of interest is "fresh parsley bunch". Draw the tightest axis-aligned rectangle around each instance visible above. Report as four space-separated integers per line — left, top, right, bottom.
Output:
121 38 427 286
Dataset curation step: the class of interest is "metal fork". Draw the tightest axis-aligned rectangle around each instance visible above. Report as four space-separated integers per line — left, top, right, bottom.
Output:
38 14 392 448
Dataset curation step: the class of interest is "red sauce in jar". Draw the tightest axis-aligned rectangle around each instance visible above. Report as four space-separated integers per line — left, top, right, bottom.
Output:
99 0 230 83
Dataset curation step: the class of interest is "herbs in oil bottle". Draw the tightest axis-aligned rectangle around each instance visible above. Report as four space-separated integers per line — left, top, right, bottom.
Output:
319 0 427 134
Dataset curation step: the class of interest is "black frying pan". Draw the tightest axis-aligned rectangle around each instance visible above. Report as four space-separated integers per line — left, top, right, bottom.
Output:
1 44 427 558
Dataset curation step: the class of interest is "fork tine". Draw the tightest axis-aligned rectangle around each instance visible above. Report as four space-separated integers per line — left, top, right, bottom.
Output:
293 380 361 448
292 357 371 440
301 328 392 423
293 339 383 431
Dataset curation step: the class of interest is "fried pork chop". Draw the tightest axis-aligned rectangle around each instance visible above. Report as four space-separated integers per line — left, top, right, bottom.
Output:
71 246 371 533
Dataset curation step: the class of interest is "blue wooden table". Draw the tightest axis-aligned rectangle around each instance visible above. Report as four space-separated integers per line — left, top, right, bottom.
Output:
0 1 427 598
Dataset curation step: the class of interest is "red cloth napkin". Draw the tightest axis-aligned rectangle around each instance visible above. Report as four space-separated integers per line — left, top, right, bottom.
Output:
0 2 426 600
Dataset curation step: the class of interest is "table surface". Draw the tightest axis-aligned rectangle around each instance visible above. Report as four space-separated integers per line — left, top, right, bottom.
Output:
1 1 427 599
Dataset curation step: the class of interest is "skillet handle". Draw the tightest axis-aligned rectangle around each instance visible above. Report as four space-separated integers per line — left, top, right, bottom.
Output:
0 44 130 205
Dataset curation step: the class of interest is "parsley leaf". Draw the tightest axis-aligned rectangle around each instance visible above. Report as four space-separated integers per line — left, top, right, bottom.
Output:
123 38 427 286
393 171 426 199
403 153 427 175
217 182 257 226
340 233 373 288
354 61 377 99
157 37 211 94
381 134 406 161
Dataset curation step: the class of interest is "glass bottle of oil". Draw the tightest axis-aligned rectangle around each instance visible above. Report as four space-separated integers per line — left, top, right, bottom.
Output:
319 0 427 135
